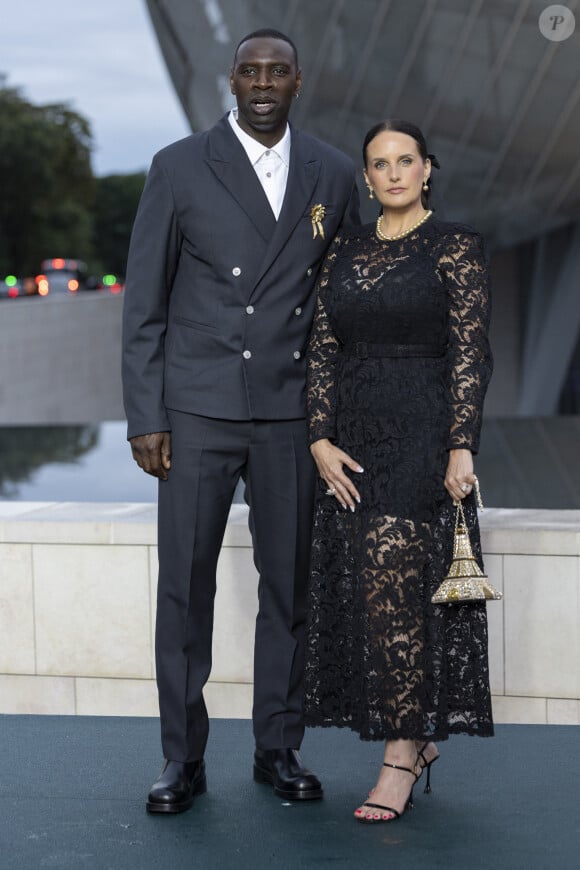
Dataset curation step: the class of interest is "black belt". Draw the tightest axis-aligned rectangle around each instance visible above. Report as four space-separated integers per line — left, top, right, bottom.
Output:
344 342 447 359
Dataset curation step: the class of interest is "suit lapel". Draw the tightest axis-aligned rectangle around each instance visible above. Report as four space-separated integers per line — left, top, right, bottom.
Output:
205 116 276 243
252 127 321 292
205 118 321 290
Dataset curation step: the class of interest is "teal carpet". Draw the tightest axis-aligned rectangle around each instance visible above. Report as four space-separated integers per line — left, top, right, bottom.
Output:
0 716 576 869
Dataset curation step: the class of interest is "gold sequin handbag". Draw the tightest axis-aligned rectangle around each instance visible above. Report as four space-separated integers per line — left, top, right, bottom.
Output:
431 480 502 604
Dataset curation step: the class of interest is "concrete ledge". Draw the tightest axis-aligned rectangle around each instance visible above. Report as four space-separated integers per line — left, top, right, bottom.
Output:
0 501 251 546
481 508 580 555
0 295 125 424
1 503 579 724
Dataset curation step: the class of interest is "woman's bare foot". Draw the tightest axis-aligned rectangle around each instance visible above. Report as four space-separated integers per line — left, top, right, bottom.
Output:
354 739 419 822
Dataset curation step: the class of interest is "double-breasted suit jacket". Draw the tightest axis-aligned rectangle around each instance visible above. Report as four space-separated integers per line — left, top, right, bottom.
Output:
122 115 360 436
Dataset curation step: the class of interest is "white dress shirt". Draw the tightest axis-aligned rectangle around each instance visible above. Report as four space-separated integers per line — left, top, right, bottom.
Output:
228 109 291 220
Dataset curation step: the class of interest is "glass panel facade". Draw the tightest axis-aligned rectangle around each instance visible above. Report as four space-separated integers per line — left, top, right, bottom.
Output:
144 0 580 508
146 0 580 246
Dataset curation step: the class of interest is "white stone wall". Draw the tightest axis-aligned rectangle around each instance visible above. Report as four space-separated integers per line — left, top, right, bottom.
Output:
0 295 125 424
0 502 578 725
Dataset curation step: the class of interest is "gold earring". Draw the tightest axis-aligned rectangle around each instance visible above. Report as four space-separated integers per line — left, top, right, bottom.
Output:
367 186 374 200
423 180 429 191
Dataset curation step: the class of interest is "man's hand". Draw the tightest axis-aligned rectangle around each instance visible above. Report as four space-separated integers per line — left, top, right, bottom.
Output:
130 432 172 480
310 438 363 510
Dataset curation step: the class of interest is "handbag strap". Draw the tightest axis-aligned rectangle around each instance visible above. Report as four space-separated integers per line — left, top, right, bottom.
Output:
473 476 484 510
455 498 466 532
454 477 484 530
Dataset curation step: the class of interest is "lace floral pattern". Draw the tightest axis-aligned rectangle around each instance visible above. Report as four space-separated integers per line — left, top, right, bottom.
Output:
304 218 494 741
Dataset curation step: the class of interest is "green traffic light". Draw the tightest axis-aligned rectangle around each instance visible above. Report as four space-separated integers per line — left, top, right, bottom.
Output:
103 274 117 286
5 275 17 287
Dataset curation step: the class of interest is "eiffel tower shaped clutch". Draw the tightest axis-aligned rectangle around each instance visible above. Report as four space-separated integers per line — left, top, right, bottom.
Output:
431 481 502 604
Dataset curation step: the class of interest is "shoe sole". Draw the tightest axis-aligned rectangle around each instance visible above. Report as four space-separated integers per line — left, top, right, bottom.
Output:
146 776 207 814
253 765 323 800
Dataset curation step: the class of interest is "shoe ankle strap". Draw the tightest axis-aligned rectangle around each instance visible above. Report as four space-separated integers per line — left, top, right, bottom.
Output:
383 761 417 777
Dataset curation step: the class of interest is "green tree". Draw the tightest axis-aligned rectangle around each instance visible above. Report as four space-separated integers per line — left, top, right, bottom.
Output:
0 80 95 276
92 172 146 277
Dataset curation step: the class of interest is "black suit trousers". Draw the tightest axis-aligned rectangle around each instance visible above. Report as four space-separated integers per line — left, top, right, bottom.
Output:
156 410 316 762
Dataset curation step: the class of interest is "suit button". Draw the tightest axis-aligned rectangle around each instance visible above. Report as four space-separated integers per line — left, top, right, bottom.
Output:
294 307 302 316
306 267 313 276
246 305 254 314
243 350 252 359
293 351 301 360
232 267 241 276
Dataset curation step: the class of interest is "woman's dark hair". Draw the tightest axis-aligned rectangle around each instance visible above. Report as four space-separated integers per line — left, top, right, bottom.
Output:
363 119 440 208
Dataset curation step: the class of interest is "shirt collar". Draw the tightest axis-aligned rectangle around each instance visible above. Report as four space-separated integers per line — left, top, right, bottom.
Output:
228 109 291 166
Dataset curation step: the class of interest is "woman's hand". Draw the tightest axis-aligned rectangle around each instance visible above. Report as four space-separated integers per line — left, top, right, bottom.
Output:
310 438 363 510
445 448 476 502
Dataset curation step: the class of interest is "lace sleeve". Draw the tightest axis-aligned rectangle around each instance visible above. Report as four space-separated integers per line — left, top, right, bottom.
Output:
439 231 493 454
306 235 343 445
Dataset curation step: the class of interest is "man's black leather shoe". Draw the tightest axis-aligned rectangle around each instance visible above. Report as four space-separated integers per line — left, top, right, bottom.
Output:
146 759 207 814
253 749 323 800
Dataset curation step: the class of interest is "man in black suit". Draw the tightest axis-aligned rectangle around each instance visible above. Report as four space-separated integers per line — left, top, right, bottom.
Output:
122 29 360 814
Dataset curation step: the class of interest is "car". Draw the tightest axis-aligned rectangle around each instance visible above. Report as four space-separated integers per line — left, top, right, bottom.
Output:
99 273 124 294
0 275 40 300
38 258 88 296
0 275 23 300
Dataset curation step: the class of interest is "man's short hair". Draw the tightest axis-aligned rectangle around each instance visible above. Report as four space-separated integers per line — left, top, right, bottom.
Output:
233 29 299 67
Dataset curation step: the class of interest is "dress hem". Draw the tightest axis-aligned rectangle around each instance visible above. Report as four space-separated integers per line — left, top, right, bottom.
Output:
304 717 495 742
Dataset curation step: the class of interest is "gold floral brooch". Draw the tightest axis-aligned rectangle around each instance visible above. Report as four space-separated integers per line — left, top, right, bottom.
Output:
310 204 326 240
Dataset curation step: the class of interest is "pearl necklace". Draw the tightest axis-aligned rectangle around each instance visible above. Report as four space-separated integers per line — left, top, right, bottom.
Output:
376 210 433 241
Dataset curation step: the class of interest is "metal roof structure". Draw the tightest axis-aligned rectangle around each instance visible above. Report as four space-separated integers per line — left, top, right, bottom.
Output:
146 0 580 249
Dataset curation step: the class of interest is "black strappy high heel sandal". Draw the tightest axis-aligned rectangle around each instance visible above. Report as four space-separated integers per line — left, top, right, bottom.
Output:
416 742 439 794
355 761 418 823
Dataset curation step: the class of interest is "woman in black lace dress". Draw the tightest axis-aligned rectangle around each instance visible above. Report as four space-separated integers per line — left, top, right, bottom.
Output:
305 120 493 824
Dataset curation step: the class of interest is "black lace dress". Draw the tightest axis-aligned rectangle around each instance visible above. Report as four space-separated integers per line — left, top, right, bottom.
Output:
304 216 494 742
